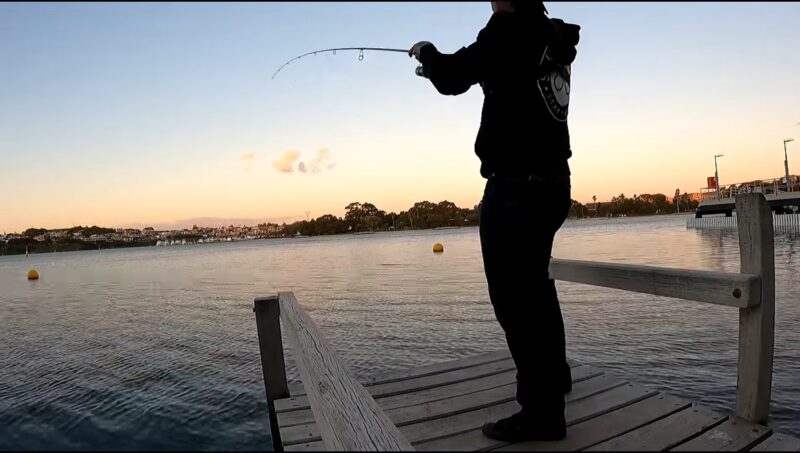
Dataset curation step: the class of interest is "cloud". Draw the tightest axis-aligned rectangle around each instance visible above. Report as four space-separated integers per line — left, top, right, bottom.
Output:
241 152 255 161
298 148 335 174
275 148 337 174
315 148 330 162
272 150 301 173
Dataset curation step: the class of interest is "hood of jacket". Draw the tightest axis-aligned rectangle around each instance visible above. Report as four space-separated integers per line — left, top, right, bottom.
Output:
544 17 581 65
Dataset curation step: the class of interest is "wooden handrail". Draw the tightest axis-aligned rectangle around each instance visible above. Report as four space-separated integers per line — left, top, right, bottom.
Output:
276 292 414 451
549 259 761 308
547 193 775 425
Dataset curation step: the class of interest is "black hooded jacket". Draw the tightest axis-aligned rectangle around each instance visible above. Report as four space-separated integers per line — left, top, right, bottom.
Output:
417 11 580 180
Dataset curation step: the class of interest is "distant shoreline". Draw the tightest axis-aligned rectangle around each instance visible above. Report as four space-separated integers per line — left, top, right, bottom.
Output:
3 213 704 258
1 226 481 257
0 240 158 257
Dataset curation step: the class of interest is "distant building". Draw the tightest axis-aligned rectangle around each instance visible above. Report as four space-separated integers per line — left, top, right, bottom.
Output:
49 230 68 239
584 202 616 215
670 193 703 203
122 229 142 239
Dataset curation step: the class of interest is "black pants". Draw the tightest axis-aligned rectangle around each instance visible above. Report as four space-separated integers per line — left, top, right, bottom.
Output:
479 175 572 417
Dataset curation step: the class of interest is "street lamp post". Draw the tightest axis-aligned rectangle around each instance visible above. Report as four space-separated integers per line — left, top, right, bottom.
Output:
714 154 724 200
784 138 794 192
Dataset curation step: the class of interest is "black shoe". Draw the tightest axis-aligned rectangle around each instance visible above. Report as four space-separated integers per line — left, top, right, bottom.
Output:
481 411 566 443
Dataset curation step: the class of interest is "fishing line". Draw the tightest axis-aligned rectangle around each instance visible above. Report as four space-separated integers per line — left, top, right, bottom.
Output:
271 47 409 80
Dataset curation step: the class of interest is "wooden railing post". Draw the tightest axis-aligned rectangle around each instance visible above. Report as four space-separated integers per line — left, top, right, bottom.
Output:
254 296 289 452
734 193 775 424
254 296 289 400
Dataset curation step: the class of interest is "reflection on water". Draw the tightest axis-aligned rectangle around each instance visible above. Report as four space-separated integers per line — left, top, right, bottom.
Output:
0 214 798 449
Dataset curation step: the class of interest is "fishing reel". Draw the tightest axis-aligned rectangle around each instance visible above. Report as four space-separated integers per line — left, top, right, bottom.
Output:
415 65 429 79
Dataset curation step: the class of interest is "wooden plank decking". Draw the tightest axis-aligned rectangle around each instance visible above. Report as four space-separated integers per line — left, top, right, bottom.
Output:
275 350 799 452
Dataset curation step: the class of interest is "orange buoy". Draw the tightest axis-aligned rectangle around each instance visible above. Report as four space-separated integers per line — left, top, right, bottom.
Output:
27 269 39 280
433 243 444 253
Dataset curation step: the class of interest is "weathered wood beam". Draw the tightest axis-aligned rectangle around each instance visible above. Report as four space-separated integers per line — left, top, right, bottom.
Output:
549 259 761 308
278 292 414 451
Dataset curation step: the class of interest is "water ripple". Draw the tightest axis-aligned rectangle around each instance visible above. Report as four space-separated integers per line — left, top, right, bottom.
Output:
0 218 798 449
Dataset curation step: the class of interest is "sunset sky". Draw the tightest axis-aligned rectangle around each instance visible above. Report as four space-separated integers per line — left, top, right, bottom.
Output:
2 2 799 232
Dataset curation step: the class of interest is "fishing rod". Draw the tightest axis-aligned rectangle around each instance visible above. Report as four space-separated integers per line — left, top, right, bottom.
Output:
271 47 414 80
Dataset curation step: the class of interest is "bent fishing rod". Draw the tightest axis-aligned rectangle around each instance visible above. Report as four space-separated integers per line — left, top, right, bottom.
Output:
271 46 425 80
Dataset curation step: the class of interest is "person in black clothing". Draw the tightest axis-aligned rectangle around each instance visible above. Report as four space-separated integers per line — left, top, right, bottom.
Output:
409 1 580 442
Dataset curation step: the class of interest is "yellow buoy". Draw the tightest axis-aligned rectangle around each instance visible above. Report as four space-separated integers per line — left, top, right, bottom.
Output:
27 269 39 280
433 243 444 253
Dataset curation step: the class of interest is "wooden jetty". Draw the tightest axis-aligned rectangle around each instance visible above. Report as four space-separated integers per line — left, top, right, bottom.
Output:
253 193 800 451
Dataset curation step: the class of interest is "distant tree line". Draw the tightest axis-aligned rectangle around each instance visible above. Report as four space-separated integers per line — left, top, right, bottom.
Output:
0 225 158 256
3 192 702 254
568 193 700 219
1 237 156 256
281 200 481 237
21 225 116 239
282 193 697 238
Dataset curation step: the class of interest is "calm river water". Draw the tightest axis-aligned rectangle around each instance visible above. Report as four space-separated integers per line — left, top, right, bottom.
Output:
1 214 798 450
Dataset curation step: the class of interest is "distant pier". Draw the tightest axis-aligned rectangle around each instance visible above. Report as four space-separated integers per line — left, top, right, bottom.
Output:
688 211 800 232
697 192 800 217
691 189 800 232
696 176 800 219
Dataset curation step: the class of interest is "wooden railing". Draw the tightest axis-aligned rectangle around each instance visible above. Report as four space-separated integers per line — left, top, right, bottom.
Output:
254 192 775 450
254 293 414 452
549 193 775 424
